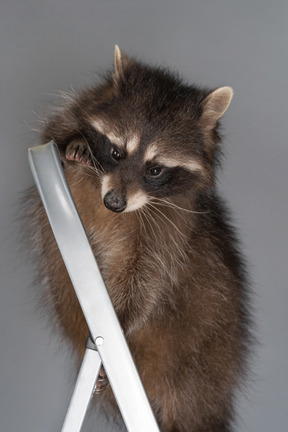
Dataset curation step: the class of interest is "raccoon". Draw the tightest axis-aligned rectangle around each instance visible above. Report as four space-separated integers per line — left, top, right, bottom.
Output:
26 46 251 432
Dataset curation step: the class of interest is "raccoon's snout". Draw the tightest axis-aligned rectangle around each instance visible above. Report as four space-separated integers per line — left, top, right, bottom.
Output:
104 190 127 213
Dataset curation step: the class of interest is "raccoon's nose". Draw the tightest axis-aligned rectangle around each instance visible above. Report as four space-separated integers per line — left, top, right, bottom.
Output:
104 190 127 213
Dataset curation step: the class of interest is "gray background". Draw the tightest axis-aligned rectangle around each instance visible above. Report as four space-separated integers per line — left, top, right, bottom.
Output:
1 1 287 431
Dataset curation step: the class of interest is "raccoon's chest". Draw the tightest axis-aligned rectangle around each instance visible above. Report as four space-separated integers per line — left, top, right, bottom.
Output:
65 168 190 330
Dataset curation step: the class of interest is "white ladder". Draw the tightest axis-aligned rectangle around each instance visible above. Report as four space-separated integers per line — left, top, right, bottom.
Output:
28 142 160 432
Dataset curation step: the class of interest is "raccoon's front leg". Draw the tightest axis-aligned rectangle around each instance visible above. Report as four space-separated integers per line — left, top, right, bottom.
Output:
65 139 92 165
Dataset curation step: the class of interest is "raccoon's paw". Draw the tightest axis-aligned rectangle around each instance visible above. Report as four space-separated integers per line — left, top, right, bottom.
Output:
65 140 92 166
94 367 109 394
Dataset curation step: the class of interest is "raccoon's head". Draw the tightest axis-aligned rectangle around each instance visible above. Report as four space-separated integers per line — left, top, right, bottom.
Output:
45 46 233 214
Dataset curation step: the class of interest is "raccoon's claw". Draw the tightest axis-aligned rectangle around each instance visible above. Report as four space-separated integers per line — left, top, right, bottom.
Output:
65 140 92 166
94 367 109 394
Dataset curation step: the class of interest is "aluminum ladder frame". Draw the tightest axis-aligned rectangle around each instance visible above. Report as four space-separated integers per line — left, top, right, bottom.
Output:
28 141 160 432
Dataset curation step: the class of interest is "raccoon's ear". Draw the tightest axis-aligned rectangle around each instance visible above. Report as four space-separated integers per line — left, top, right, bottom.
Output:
113 45 131 81
200 86 233 129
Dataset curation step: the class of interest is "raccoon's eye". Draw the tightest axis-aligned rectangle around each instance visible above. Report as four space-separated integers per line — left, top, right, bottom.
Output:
111 147 121 161
146 166 163 177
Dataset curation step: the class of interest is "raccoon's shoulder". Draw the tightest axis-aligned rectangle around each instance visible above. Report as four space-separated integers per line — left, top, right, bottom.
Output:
196 189 247 276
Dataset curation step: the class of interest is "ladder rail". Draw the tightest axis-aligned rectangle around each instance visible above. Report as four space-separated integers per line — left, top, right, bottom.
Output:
28 142 160 432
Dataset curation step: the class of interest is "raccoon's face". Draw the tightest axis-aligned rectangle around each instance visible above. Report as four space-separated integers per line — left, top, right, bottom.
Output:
51 47 233 214
79 119 205 213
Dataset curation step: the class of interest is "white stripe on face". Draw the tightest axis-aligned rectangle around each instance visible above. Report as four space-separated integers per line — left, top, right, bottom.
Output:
125 190 149 212
90 119 123 148
143 143 203 173
90 119 140 155
156 157 203 173
143 143 159 162
126 135 140 154
101 174 113 199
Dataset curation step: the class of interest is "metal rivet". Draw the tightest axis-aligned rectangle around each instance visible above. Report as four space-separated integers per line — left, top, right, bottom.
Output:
95 336 104 346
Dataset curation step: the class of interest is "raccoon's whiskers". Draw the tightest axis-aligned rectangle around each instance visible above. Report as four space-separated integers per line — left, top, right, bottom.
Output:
135 209 147 237
140 206 159 240
140 205 189 277
90 153 106 175
85 164 102 180
81 155 101 180
78 130 106 175
146 202 188 239
152 197 207 215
